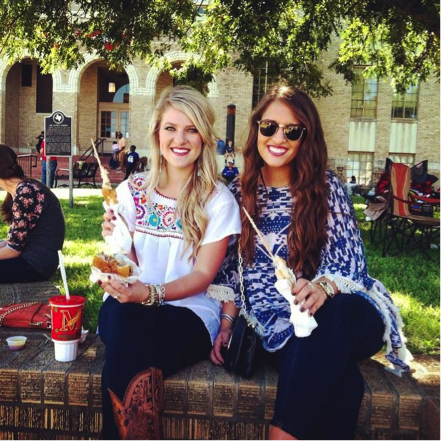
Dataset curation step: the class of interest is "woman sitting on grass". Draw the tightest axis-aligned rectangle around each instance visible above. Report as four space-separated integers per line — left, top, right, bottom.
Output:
0 144 65 283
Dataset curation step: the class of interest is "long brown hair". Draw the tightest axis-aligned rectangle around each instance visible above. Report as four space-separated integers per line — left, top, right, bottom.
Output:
0 144 25 223
240 86 329 278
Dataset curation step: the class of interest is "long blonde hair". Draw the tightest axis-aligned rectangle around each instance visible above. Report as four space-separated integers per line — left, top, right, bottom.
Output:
146 86 219 259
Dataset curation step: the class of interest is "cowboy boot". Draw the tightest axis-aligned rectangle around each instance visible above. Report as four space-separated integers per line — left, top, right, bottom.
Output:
108 367 164 440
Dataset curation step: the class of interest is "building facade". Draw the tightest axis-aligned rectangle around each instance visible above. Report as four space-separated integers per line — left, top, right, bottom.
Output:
0 49 253 158
314 39 440 185
0 41 439 186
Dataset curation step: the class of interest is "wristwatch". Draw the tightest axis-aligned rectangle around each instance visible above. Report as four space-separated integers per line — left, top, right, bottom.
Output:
317 281 336 300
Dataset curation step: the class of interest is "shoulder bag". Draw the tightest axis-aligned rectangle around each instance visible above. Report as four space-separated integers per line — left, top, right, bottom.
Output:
224 249 261 378
0 302 51 329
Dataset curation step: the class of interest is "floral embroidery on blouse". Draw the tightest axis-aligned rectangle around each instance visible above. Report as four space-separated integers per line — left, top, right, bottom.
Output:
7 181 45 251
128 176 183 240
214 170 410 373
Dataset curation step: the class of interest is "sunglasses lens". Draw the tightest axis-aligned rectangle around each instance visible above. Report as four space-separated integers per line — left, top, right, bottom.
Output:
259 121 277 137
285 125 304 141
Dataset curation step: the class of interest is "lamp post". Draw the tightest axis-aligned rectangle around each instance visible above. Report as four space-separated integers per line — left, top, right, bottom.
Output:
226 103 236 147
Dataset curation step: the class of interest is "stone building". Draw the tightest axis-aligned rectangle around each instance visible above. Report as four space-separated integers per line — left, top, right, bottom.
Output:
0 49 253 159
0 40 439 186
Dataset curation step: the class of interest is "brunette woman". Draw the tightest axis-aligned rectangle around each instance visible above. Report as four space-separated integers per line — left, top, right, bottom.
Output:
211 85 411 440
0 145 65 283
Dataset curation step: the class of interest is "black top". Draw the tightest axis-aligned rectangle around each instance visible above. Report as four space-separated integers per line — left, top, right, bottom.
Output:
7 179 65 278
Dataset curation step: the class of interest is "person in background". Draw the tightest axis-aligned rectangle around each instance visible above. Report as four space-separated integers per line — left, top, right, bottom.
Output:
216 137 226 155
124 145 140 180
221 157 240 184
211 85 411 440
117 131 127 171
224 139 235 164
40 138 58 188
0 144 65 283
35 131 44 154
110 139 120 170
136 156 149 173
97 86 241 440
346 175 361 196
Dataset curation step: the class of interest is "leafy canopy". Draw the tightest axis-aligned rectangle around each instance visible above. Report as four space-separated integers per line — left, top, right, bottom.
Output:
0 0 438 96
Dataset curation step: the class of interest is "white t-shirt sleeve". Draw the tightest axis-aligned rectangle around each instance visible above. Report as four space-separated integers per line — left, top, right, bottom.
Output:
116 181 137 232
202 182 242 246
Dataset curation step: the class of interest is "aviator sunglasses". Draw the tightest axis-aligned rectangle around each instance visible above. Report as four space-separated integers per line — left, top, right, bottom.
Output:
257 120 306 141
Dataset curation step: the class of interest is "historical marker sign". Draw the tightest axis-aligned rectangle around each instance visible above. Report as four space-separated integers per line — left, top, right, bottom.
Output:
44 111 72 156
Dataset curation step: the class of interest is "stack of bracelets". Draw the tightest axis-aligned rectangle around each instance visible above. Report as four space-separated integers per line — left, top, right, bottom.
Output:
141 284 166 307
220 313 236 326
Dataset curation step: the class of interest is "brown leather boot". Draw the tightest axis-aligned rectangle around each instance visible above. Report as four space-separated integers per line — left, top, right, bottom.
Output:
108 368 164 440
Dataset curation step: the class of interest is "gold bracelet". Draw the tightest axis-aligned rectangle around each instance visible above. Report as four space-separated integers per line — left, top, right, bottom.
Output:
140 284 157 307
317 281 335 300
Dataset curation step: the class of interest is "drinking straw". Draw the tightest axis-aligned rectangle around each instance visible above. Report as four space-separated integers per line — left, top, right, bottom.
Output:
58 250 70 299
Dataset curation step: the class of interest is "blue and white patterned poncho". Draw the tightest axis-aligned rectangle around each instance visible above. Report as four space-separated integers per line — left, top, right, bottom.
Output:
214 171 411 375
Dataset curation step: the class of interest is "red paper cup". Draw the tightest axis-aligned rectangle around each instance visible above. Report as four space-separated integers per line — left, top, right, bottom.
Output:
49 296 86 342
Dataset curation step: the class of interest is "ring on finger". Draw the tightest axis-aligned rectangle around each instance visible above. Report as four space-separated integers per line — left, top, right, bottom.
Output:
307 282 314 289
115 293 121 300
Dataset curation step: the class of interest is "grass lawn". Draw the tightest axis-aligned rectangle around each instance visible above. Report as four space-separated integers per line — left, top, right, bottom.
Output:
0 190 439 355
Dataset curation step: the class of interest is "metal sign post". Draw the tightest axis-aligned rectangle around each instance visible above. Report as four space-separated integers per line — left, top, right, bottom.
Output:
44 111 74 208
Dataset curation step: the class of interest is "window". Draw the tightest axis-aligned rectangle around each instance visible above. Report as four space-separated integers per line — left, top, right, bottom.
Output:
120 111 130 139
346 152 374 186
391 83 419 120
350 67 378 119
113 84 130 104
36 65 53 113
252 63 279 109
388 153 415 167
100 111 117 138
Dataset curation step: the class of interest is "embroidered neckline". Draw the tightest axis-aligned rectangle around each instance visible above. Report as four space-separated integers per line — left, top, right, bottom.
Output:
154 188 177 201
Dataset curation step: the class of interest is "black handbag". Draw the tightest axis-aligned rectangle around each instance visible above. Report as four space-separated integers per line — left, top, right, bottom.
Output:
224 315 260 378
223 249 261 378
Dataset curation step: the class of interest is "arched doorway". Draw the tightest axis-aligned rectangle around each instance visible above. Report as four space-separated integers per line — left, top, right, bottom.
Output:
98 67 130 152
78 61 130 153
3 59 53 150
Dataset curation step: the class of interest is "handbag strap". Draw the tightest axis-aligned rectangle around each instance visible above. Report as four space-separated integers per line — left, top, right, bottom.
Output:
237 245 255 328
0 302 39 327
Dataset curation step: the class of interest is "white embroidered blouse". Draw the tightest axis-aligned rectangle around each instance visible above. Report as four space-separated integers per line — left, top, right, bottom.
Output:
115 173 242 343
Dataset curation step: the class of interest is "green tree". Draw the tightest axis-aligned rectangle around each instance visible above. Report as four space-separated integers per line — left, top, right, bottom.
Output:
0 0 438 96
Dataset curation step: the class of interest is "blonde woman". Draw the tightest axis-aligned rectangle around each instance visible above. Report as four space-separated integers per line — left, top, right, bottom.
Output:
97 86 241 440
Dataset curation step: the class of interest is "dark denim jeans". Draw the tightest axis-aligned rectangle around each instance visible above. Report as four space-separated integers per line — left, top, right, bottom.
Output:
0 255 46 283
265 294 385 440
41 160 57 188
98 298 212 440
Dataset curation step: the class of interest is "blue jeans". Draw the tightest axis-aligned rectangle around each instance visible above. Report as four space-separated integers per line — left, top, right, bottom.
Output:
98 298 212 440
266 294 385 440
41 160 57 188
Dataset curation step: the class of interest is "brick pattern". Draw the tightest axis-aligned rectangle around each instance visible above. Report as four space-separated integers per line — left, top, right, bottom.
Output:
0 329 439 440
0 281 439 440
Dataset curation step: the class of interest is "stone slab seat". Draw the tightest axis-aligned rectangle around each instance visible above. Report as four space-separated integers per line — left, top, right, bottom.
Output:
0 283 439 440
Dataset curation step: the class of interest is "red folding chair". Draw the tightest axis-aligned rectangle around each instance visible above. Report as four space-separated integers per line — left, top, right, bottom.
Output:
382 163 440 258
